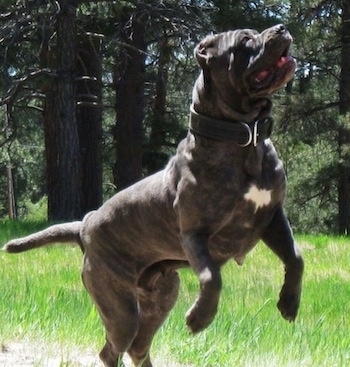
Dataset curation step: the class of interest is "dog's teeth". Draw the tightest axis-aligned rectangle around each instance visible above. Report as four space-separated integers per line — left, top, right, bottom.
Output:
276 56 288 67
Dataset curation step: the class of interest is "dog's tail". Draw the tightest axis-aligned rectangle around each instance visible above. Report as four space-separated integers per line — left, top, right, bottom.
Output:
2 221 82 253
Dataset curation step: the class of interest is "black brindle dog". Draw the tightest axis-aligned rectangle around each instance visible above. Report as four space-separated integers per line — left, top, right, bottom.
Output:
3 24 304 367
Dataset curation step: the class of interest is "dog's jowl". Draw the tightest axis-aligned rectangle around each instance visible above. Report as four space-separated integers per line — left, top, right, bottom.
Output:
3 24 304 367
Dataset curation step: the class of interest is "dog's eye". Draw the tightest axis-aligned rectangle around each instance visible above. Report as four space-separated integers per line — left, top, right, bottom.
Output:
241 37 252 47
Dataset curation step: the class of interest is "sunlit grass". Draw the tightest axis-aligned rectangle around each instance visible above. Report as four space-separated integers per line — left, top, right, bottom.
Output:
1 220 350 366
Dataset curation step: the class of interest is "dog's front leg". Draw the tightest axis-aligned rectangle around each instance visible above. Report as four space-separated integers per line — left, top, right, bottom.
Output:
181 231 222 333
262 206 304 322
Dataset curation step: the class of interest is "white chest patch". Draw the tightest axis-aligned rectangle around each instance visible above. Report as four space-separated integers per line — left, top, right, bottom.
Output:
244 184 272 212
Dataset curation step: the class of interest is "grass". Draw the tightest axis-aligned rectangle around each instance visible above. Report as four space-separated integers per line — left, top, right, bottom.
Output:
0 221 102 346
1 220 350 366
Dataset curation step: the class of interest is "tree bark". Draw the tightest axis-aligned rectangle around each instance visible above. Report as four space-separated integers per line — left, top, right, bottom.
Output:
113 11 147 190
146 36 171 173
338 0 350 234
43 1 81 221
76 34 103 215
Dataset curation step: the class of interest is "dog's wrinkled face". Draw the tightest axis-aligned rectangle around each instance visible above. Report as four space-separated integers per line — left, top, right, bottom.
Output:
195 24 296 97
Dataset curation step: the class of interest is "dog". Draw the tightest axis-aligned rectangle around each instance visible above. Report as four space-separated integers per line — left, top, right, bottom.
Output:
3 24 304 367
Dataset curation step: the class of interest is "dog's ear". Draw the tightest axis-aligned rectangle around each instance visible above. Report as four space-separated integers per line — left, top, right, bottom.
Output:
194 35 219 69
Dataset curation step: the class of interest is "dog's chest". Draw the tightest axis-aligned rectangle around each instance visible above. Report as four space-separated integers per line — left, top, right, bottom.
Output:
207 191 275 263
243 184 272 212
175 138 286 262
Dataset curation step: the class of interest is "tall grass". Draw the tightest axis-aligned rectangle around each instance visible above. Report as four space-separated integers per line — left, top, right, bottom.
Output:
1 221 350 366
0 221 103 348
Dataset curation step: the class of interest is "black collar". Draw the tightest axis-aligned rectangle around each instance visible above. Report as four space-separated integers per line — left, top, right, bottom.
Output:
189 107 274 146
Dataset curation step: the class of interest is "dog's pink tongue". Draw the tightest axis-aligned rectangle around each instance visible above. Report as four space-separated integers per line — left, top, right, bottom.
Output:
255 56 293 83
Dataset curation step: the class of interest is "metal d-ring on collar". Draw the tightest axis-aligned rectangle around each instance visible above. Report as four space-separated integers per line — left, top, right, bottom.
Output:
189 106 274 147
247 120 260 147
238 121 253 147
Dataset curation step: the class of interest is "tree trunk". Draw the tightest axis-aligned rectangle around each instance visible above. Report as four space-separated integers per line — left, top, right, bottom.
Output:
4 104 17 219
338 0 350 234
76 34 103 215
113 12 147 190
43 1 81 221
146 36 171 173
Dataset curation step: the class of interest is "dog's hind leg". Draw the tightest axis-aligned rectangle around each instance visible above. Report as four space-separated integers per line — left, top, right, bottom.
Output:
127 265 180 367
261 206 304 322
99 340 124 367
81 254 139 367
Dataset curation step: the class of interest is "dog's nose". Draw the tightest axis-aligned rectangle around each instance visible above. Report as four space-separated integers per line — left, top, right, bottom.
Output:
275 24 286 34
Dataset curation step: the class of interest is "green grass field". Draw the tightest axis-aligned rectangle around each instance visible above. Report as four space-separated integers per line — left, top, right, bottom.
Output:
1 220 350 366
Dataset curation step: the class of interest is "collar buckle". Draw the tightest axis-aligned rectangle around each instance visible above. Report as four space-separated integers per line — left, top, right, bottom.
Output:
238 118 273 147
253 120 259 147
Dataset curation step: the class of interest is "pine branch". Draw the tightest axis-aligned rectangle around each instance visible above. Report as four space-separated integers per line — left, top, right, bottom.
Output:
0 69 57 107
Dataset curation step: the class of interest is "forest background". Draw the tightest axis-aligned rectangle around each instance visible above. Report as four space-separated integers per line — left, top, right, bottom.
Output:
1 0 350 235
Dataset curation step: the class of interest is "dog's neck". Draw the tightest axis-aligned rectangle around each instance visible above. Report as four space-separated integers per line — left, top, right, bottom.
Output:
189 106 274 145
192 73 272 124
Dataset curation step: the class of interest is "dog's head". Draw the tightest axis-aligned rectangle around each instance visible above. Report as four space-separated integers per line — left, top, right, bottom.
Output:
195 24 296 98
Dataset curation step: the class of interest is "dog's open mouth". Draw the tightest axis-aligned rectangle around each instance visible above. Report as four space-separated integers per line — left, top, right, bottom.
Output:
251 52 296 92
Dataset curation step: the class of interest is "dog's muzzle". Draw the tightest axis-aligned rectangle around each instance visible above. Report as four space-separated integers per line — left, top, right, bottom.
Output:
189 107 274 147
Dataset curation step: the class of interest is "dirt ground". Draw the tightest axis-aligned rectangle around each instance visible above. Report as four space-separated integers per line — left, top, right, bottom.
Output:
0 341 103 367
0 341 188 366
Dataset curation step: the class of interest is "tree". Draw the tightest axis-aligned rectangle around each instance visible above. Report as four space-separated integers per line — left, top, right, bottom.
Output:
338 0 350 234
113 6 147 190
43 1 81 221
76 33 103 215
3 0 350 235
112 1 212 187
145 35 172 174
0 1 52 218
1 1 106 220
211 0 287 31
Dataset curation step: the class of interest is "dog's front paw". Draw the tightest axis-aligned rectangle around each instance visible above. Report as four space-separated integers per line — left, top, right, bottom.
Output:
185 297 217 333
277 292 300 322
